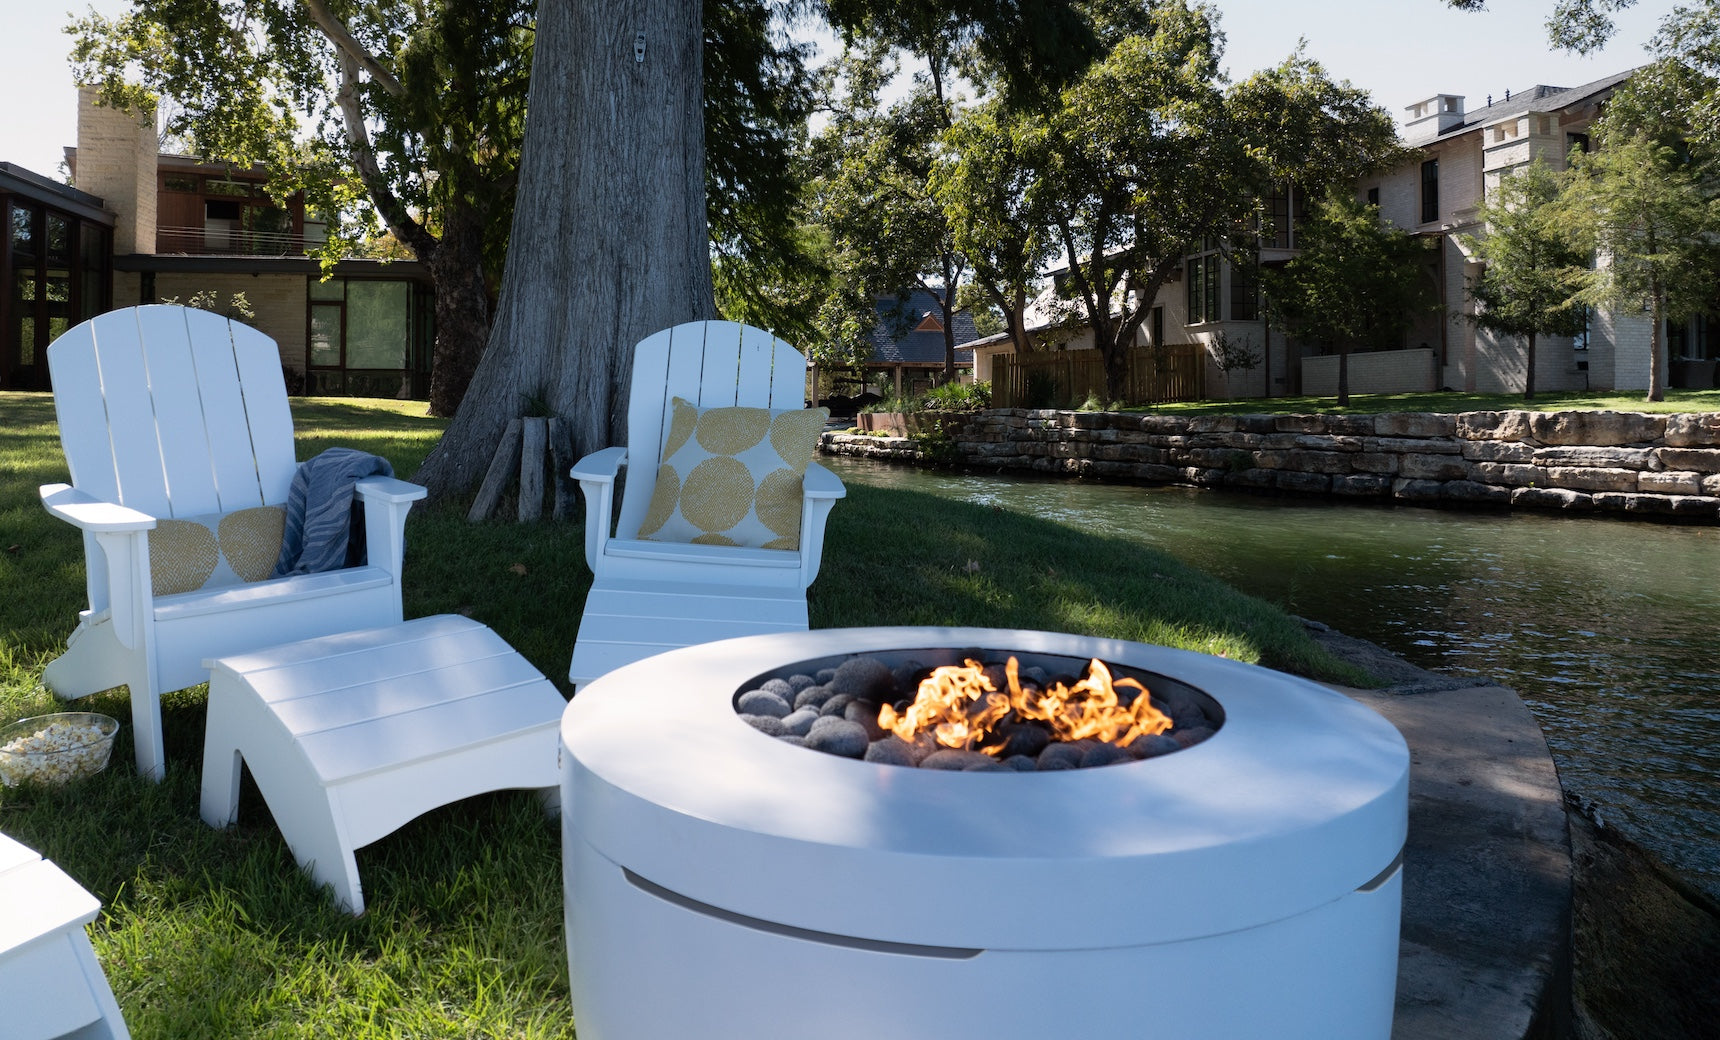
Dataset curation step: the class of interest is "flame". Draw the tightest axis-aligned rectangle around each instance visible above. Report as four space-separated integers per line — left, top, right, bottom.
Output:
877 656 1172 755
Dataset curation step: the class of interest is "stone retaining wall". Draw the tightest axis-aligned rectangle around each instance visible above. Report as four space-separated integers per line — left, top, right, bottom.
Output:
821 408 1720 521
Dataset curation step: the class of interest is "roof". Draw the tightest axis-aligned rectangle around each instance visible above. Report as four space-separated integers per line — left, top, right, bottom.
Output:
868 291 977 366
0 162 113 224
1428 68 1637 142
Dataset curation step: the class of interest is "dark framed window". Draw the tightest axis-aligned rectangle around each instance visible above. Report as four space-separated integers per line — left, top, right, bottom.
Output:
2 196 110 390
1420 159 1440 224
1229 258 1259 322
303 276 432 397
1186 254 1220 323
1366 186 1380 207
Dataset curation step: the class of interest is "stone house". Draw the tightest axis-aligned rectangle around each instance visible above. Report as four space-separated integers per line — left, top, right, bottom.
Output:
1 89 434 397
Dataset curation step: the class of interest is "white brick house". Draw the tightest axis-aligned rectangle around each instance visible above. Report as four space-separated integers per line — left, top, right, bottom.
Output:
966 67 1716 401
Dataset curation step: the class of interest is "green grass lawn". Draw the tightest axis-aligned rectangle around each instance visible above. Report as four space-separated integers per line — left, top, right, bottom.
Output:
0 389 1367 1038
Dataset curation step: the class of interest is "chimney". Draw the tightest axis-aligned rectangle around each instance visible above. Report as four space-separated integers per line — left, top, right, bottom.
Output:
1402 94 1466 141
74 87 157 254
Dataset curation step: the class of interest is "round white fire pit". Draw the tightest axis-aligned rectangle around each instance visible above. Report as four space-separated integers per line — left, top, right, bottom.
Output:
560 627 1409 1040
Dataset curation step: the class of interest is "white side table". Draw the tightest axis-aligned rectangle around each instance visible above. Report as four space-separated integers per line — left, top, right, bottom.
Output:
0 832 130 1040
200 614 566 914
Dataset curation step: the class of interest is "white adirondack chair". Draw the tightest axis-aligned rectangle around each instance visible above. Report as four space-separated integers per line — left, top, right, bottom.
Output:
39 305 426 780
568 320 845 687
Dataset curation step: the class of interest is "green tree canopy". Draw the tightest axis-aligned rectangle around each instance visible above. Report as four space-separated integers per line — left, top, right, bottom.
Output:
1461 159 1589 400
1262 194 1438 406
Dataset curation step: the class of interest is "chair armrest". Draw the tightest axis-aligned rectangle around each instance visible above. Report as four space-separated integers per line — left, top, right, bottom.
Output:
39 484 156 533
354 478 425 581
353 476 429 505
573 447 628 572
39 484 152 648
802 462 847 500
571 446 627 484
796 463 846 587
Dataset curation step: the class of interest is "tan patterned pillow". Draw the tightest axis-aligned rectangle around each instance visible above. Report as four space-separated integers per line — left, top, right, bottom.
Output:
638 398 829 550
150 506 287 597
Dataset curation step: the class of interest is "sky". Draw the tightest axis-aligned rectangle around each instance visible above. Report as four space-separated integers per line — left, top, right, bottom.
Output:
0 0 1683 183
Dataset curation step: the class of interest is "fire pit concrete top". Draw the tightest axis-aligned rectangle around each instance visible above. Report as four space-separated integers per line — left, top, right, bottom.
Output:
562 626 1409 950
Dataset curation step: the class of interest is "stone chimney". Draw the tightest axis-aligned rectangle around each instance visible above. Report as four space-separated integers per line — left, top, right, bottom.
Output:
1402 94 1466 141
73 87 157 254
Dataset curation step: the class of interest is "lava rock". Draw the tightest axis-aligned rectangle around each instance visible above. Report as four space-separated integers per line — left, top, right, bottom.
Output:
995 723 1051 760
785 673 818 693
759 677 795 700
829 656 897 701
776 735 808 747
1129 733 1182 759
737 689 792 718
920 749 994 771
742 714 786 736
780 709 820 737
1036 743 1085 771
902 733 939 765
981 662 1011 691
820 693 855 717
964 758 1011 772
863 739 919 766
843 699 887 740
1020 665 1050 686
891 661 927 693
804 718 870 758
815 668 837 684
1002 754 1039 772
793 684 833 711
1080 743 1130 769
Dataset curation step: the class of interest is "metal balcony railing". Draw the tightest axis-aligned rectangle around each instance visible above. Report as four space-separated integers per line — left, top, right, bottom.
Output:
155 225 311 257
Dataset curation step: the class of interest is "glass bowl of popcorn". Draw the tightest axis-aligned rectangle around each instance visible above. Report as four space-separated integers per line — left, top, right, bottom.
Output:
0 713 120 786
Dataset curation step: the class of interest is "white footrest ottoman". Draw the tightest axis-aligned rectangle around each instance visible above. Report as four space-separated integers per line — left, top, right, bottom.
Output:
0 832 130 1040
200 614 566 914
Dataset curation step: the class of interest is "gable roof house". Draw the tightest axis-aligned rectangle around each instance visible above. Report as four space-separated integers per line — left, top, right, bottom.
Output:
962 68 1695 404
863 290 977 399
1 89 434 397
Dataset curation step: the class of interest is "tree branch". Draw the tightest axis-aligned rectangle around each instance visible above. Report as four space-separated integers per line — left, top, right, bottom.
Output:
332 50 436 257
300 0 405 97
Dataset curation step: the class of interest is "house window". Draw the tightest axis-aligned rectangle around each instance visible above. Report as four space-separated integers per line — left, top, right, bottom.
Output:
1365 186 1380 207
2 197 109 390
1566 132 1590 159
1151 306 1164 349
1668 316 1713 360
1186 253 1220 323
1229 257 1259 322
303 277 432 397
1420 159 1440 223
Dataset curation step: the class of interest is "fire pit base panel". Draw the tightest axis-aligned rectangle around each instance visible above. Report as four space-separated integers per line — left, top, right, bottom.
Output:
564 834 1401 1040
560 627 1409 1040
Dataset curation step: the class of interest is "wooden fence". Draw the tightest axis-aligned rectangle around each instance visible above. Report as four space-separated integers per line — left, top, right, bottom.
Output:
992 344 1206 408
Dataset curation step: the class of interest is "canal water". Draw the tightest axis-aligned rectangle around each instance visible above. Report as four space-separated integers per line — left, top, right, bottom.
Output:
828 456 1720 900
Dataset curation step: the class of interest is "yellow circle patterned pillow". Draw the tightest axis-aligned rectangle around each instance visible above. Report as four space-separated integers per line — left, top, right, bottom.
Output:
638 397 829 550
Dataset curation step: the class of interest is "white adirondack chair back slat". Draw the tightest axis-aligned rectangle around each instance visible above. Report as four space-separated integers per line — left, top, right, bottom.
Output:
49 305 297 519
613 321 806 541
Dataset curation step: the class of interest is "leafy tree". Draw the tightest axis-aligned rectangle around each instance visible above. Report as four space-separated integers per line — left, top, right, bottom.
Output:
1262 194 1438 406
1023 2 1403 403
71 0 533 417
1557 125 1720 401
1460 159 1589 401
810 75 968 384
934 98 1058 357
414 0 1096 498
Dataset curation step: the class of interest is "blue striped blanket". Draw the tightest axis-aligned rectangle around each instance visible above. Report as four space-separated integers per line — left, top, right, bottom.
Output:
271 448 394 577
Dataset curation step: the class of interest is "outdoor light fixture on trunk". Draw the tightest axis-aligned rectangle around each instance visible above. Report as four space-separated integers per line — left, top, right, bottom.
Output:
560 627 1409 1040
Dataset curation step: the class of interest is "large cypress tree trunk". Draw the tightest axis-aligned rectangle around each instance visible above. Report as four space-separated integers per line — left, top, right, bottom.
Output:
424 203 491 417
415 0 717 499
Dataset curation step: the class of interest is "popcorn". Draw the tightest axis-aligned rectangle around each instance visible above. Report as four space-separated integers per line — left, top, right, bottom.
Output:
0 716 116 786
